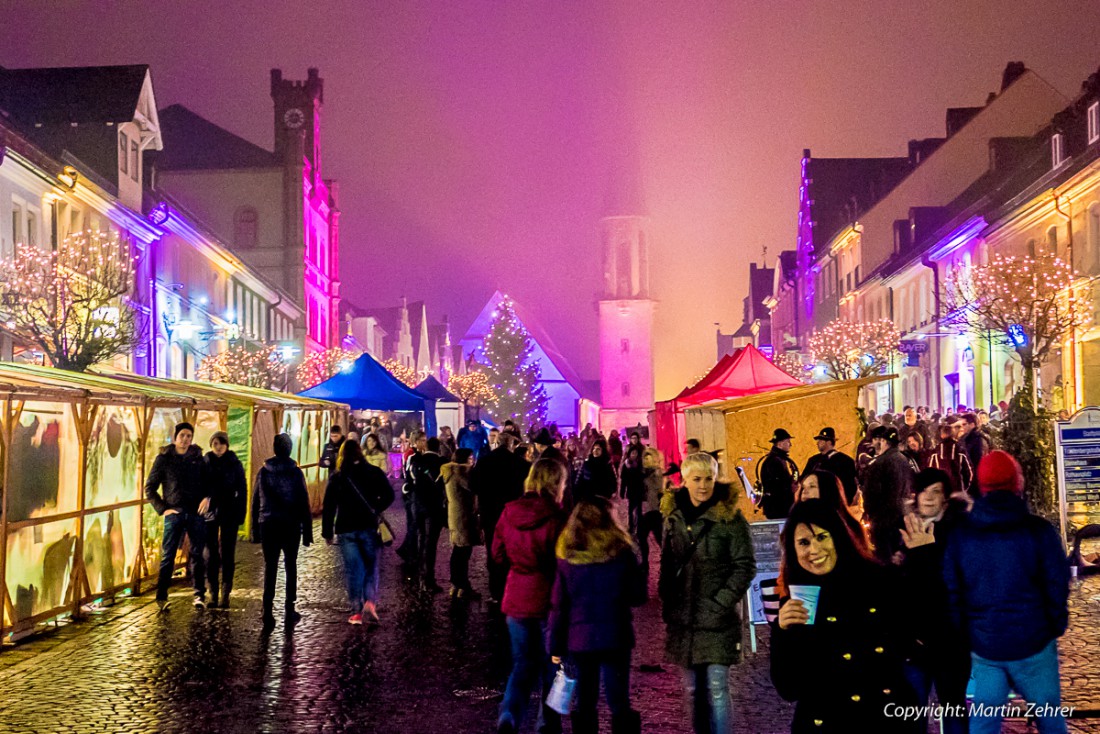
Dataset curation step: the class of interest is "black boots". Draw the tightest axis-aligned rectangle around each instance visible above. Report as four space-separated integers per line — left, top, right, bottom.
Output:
285 601 301 628
220 583 232 609
610 711 641 734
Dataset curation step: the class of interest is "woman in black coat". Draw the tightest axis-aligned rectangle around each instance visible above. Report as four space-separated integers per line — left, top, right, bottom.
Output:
574 439 617 502
771 499 921 734
203 431 247 608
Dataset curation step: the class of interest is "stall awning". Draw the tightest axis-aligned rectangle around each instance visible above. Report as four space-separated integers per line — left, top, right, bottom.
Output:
675 344 801 407
298 352 433 413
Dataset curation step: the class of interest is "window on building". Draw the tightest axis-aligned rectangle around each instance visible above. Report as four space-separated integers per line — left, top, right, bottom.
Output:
11 201 24 246
1052 133 1066 168
119 133 129 174
1089 204 1100 273
130 141 139 181
233 207 258 249
1048 226 1058 255
1027 238 1037 257
621 382 631 398
1089 102 1099 145
26 210 37 247
621 338 630 355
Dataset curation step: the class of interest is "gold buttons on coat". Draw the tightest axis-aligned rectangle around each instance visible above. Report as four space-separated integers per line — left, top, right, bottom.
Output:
826 616 837 622
842 653 851 660
869 607 877 613
813 720 823 727
874 646 884 653
851 695 861 702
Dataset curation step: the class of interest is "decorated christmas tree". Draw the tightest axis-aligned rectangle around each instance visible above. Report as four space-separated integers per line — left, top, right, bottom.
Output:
482 295 548 430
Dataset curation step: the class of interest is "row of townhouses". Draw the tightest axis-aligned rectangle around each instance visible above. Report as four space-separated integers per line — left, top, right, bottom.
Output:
0 63 455 385
733 61 1100 415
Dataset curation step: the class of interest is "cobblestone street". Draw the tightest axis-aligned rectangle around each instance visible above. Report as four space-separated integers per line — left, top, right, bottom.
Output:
1 497 1099 734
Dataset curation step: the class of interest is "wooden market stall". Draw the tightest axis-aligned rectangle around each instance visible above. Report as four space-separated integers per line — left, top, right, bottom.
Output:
0 363 227 640
684 375 891 519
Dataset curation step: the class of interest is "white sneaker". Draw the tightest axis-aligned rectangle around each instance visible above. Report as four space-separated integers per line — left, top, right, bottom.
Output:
193 595 206 609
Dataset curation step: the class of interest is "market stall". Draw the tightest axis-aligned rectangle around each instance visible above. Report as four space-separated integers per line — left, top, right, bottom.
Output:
0 363 227 640
415 375 464 436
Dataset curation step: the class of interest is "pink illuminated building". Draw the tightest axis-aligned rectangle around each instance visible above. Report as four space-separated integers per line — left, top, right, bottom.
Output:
153 68 341 353
598 184 655 433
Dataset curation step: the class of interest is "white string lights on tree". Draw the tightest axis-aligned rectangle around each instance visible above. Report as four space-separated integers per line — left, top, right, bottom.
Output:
482 295 548 430
808 318 901 381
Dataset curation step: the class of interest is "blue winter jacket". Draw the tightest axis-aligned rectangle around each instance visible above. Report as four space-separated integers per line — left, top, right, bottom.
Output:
943 490 1069 661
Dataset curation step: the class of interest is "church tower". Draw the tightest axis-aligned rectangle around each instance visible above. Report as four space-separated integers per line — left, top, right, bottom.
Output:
598 169 656 433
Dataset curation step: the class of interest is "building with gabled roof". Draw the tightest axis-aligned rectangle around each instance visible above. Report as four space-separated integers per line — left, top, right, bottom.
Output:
460 291 598 433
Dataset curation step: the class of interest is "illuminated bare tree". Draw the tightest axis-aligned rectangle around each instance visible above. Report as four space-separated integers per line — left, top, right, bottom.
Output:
448 369 496 420
0 232 140 372
944 252 1091 392
295 347 361 389
382 358 419 387
198 344 287 389
808 318 900 381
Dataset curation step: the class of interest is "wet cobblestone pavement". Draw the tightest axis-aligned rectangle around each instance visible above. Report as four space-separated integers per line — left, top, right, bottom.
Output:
2 495 1099 733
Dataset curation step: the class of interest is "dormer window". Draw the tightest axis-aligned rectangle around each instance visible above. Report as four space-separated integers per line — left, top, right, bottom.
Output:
1052 133 1066 168
1088 102 1099 145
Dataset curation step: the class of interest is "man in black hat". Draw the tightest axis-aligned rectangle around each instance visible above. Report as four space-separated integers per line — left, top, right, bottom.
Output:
533 427 567 467
863 425 914 563
758 428 798 519
802 427 859 505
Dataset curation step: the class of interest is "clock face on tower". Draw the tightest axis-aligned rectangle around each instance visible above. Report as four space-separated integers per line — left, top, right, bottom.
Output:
283 108 305 129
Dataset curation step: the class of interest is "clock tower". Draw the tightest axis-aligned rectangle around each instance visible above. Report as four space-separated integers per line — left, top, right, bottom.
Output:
271 67 323 174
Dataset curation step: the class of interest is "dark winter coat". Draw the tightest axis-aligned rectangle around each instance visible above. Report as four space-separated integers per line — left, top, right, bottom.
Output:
321 459 395 540
144 444 208 515
547 533 646 657
406 450 446 514
575 456 617 502
960 430 990 482
457 425 489 457
443 462 479 547
250 456 313 545
862 446 913 528
928 439 974 496
319 437 344 473
642 467 664 512
899 420 932 450
770 562 920 734
204 450 247 526
760 447 797 519
471 445 529 531
943 490 1069 661
491 492 566 619
620 457 646 502
658 483 756 666
803 449 858 505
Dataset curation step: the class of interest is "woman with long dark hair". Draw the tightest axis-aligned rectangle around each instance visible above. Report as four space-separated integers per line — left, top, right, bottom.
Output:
771 499 920 733
794 469 869 554
575 439 617 503
322 438 394 625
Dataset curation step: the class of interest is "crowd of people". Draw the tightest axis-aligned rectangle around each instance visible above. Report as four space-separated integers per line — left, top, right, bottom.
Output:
142 406 1076 734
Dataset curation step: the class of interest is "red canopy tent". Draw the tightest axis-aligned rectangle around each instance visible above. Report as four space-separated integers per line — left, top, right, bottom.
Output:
654 345 801 465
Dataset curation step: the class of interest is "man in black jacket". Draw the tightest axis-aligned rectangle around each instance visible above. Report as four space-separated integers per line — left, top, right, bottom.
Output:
471 433 529 602
862 425 914 563
251 433 313 629
203 431 248 608
802 427 859 505
319 424 345 476
759 428 798 519
145 422 211 611
407 436 447 592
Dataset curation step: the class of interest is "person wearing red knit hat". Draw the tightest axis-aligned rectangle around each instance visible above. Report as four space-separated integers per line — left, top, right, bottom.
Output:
944 451 1070 734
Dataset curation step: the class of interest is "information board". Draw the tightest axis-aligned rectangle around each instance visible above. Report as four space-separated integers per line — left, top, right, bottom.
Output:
1054 407 1100 542
746 520 784 624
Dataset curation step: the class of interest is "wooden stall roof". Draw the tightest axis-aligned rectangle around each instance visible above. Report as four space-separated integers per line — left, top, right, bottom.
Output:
0 363 226 410
94 369 349 412
695 375 895 415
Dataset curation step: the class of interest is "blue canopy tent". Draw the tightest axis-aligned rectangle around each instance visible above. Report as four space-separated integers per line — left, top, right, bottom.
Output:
415 375 465 435
299 353 437 435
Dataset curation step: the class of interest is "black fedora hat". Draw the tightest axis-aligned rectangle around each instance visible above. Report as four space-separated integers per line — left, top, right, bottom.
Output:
870 425 900 443
813 427 837 442
533 428 555 446
769 428 793 444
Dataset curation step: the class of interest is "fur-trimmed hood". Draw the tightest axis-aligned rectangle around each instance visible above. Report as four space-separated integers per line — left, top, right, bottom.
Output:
660 482 741 523
556 525 634 565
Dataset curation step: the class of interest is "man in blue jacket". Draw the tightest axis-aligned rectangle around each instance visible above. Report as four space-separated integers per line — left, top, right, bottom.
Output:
944 450 1070 734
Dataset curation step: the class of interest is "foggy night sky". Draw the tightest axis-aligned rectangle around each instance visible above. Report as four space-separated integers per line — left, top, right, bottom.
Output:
4 1 1100 398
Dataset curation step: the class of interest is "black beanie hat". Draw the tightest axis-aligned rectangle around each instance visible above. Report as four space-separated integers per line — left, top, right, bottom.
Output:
174 422 195 438
273 433 293 458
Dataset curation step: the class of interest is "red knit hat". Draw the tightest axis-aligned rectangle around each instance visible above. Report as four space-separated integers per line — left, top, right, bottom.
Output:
977 450 1024 495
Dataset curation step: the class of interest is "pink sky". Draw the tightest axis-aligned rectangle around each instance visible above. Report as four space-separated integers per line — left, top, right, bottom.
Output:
3 1 1099 398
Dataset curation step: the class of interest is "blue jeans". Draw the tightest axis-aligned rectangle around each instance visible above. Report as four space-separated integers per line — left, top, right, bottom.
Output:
500 617 561 733
683 665 730 734
970 640 1066 734
571 650 633 731
338 529 381 609
156 511 206 601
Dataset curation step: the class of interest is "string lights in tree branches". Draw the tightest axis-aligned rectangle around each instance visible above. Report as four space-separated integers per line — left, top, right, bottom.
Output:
382 358 419 388
296 347 361 389
808 318 900 381
197 344 286 389
482 295 548 430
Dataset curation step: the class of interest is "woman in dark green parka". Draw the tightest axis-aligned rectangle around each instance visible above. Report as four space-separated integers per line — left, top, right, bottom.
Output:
658 452 756 734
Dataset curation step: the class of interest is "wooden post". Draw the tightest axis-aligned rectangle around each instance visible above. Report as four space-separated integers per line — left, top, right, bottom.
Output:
133 403 153 594
68 402 98 619
0 396 23 636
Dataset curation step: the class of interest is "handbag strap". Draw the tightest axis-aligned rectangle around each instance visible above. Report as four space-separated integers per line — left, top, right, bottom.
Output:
343 472 386 526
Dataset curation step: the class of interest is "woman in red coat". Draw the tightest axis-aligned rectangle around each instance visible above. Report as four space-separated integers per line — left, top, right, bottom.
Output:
492 458 568 734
